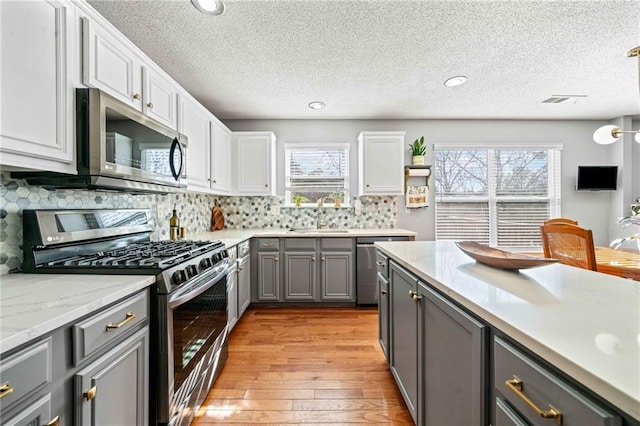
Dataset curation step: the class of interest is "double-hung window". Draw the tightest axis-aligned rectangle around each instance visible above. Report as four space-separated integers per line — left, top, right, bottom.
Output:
284 143 350 206
434 144 562 249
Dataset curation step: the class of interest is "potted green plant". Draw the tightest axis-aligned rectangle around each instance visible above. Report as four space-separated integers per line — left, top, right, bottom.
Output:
409 136 426 165
292 194 307 207
331 191 344 207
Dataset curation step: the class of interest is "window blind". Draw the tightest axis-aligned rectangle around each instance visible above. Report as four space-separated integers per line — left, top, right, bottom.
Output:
434 147 561 249
284 145 349 205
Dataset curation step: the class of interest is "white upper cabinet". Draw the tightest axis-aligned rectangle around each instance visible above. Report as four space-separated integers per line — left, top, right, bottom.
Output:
358 131 406 195
0 0 77 173
82 16 178 129
211 120 232 194
233 132 276 195
179 94 211 193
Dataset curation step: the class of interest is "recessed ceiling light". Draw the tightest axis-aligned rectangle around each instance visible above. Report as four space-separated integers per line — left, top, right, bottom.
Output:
444 76 468 87
191 0 225 15
308 101 325 110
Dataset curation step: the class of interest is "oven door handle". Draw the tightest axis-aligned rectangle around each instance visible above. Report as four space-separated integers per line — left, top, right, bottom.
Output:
168 264 229 309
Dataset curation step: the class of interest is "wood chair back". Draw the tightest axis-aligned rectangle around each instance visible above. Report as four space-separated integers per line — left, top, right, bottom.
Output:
540 223 597 271
543 218 578 226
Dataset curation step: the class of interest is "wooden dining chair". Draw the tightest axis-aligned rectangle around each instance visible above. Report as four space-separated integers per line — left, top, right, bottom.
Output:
543 218 578 226
540 223 597 271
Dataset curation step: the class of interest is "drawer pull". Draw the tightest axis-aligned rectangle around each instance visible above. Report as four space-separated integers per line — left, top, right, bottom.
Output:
0 382 14 398
84 385 97 401
263 242 275 247
380 289 388 295
408 290 421 302
106 312 136 331
506 376 563 425
376 261 385 266
45 415 60 426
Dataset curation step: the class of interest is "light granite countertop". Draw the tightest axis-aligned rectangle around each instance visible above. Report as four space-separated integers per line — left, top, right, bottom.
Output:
190 228 416 249
375 240 640 422
0 274 155 354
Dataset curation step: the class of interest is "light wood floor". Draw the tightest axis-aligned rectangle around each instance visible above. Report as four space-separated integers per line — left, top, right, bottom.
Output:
193 307 413 425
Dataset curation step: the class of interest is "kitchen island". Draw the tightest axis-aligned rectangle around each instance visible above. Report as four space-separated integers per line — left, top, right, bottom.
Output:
375 240 640 425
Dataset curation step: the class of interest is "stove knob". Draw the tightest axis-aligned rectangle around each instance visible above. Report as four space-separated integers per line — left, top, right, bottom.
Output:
211 253 219 264
186 265 198 278
172 269 187 286
220 249 229 259
200 258 212 269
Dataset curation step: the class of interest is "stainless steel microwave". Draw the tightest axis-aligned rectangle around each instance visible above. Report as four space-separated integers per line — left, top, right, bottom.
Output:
15 88 187 193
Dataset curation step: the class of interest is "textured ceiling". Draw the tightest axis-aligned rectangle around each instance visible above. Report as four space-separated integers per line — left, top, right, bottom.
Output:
87 0 640 120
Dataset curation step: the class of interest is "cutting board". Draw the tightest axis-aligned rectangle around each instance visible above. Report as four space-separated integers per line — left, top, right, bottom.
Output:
211 199 224 231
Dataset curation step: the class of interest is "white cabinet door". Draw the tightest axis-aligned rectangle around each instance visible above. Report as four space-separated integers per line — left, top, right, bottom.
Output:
179 94 211 192
233 132 276 195
0 0 76 173
142 66 178 129
82 16 143 110
210 121 232 194
358 131 405 195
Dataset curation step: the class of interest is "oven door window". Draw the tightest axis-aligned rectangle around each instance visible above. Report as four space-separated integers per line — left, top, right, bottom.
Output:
172 278 227 390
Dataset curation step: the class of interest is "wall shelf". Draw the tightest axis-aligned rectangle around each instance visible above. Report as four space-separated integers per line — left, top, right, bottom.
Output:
404 165 432 193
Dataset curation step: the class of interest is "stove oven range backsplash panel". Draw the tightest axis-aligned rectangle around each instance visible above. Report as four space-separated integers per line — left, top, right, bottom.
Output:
0 172 397 275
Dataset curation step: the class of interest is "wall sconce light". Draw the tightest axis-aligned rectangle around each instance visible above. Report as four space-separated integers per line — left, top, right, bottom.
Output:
593 46 640 145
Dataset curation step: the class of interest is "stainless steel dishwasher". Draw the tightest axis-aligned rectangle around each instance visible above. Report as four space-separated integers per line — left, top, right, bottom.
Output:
356 236 410 305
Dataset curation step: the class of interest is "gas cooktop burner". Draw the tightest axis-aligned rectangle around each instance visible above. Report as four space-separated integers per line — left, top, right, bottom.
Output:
45 240 221 270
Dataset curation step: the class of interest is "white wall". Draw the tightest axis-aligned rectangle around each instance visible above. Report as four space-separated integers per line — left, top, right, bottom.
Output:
224 118 626 245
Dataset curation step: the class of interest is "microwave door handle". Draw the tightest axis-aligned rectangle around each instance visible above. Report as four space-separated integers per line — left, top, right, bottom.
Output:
169 137 183 180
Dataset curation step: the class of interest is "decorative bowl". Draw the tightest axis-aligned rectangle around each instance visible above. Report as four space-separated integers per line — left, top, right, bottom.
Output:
455 241 559 270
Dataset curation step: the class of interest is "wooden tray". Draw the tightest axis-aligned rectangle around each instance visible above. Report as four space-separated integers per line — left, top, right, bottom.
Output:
455 241 559 270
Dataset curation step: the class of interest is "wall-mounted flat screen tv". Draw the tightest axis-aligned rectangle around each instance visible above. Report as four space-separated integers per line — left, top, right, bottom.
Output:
576 166 618 191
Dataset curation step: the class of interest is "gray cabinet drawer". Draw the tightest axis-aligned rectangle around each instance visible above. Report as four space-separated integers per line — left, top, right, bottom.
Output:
320 238 353 250
3 393 53 426
495 397 528 426
494 337 621 426
0 338 52 414
73 291 148 365
257 238 279 250
376 251 388 277
284 238 315 250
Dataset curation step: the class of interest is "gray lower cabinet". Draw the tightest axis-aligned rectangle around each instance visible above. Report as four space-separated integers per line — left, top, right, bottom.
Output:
494 337 621 426
0 289 149 426
75 327 148 426
284 251 317 300
418 282 487 426
389 260 419 422
253 237 355 303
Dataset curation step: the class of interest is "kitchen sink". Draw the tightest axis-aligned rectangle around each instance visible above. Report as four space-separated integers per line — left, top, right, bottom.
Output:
289 228 350 233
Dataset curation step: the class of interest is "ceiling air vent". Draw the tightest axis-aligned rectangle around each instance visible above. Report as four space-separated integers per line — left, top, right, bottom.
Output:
540 95 587 104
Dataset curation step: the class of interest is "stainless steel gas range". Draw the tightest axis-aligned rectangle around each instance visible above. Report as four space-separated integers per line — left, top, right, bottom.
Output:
22 209 230 426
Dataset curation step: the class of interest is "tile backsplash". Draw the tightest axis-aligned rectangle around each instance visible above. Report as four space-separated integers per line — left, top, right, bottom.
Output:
0 172 397 275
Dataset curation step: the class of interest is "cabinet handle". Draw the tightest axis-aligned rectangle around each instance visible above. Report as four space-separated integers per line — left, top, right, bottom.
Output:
147 101 154 108
132 93 140 100
367 184 370 187
45 416 60 426
84 385 97 401
212 179 217 183
0 382 14 399
312 256 316 262
264 184 268 187
106 312 136 331
376 261 385 266
274 257 279 262
408 290 421 302
505 376 563 425
321 257 325 261
380 289 387 295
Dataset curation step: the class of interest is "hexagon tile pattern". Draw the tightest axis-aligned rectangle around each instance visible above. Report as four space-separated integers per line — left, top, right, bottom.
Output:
0 172 397 275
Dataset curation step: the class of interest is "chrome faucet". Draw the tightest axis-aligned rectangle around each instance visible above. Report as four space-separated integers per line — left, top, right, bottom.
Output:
316 199 326 229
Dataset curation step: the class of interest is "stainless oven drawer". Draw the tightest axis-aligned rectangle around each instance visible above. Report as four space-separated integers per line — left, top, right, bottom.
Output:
73 291 148 365
0 338 52 414
494 337 620 426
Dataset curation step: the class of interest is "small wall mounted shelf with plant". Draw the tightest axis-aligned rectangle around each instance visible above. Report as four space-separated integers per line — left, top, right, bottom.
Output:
409 136 426 165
